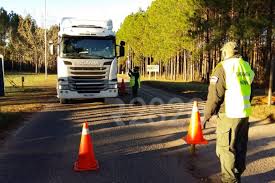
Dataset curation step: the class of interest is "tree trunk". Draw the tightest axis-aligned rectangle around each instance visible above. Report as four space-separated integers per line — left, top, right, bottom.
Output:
176 52 180 80
268 55 274 105
175 56 177 80
266 0 273 91
170 59 173 80
35 61 38 74
159 60 162 79
11 60 14 71
267 0 274 104
165 63 168 80
184 50 187 81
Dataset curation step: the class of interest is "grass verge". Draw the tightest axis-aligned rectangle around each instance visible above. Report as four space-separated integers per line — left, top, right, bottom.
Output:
251 96 275 121
0 73 57 133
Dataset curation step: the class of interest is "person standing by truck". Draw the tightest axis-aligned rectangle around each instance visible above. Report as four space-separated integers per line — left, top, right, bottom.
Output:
128 66 140 100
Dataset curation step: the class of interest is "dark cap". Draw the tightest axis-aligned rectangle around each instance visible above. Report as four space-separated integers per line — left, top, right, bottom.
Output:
134 66 139 70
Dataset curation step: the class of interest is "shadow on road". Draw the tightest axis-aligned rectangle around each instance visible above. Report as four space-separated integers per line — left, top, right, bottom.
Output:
1 83 275 183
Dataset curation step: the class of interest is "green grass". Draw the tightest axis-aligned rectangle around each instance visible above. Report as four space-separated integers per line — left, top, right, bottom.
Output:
251 96 275 121
4 72 56 88
0 73 57 130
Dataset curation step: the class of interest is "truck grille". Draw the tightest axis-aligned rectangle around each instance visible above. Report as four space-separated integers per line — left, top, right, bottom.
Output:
70 67 106 71
68 66 108 93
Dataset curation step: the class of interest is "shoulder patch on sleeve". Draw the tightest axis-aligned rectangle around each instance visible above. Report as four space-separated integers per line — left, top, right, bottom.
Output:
210 76 219 84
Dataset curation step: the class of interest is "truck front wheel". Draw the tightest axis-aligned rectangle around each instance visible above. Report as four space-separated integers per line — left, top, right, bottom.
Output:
60 98 69 104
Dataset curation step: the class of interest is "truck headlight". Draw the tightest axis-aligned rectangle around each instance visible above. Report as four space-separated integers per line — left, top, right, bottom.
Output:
110 84 117 89
59 85 69 90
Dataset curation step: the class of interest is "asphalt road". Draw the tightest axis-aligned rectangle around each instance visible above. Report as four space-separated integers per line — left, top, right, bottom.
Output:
0 83 275 183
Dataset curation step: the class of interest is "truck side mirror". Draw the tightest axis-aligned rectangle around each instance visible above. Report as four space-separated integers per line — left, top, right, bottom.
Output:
119 41 125 57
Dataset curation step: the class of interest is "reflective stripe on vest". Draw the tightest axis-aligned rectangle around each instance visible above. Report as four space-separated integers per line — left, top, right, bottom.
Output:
221 57 255 118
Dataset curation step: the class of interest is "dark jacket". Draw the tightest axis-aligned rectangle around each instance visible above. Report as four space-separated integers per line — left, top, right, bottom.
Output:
204 62 226 122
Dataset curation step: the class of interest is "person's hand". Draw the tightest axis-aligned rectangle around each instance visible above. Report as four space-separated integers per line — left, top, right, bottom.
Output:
202 120 208 129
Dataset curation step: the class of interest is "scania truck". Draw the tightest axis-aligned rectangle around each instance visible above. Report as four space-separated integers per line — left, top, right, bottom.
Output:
55 18 124 104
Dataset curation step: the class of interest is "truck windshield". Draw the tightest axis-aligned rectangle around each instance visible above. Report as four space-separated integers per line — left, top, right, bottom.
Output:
61 36 115 59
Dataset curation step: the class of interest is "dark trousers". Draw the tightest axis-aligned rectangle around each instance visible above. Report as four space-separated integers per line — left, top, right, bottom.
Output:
216 113 249 183
132 85 138 98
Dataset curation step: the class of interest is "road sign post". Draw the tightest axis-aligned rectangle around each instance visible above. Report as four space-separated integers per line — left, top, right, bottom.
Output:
0 54 4 96
147 65 159 80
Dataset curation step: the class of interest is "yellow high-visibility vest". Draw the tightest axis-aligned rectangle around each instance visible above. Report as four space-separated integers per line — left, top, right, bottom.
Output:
129 75 141 88
221 57 255 118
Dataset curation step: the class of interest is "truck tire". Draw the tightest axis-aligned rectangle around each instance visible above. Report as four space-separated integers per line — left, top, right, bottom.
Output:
60 98 68 104
99 98 105 103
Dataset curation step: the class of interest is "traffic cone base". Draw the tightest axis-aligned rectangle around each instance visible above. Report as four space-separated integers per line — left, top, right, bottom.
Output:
74 160 99 171
183 136 208 144
184 101 208 145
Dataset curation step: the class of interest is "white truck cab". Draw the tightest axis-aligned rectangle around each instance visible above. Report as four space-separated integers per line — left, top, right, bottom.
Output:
55 18 124 104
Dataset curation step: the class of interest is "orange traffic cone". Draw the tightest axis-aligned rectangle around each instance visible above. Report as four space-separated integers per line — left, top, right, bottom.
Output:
74 122 99 171
184 101 208 145
119 79 126 95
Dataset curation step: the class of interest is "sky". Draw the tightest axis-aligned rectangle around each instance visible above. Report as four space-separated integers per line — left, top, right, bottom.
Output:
0 0 153 31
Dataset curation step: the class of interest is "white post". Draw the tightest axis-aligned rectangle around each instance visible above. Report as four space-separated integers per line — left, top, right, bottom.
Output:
0 54 4 96
0 55 4 77
268 57 274 105
44 0 48 78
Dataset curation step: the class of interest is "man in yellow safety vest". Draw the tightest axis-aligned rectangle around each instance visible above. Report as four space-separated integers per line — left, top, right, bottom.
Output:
128 66 141 100
204 41 255 183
